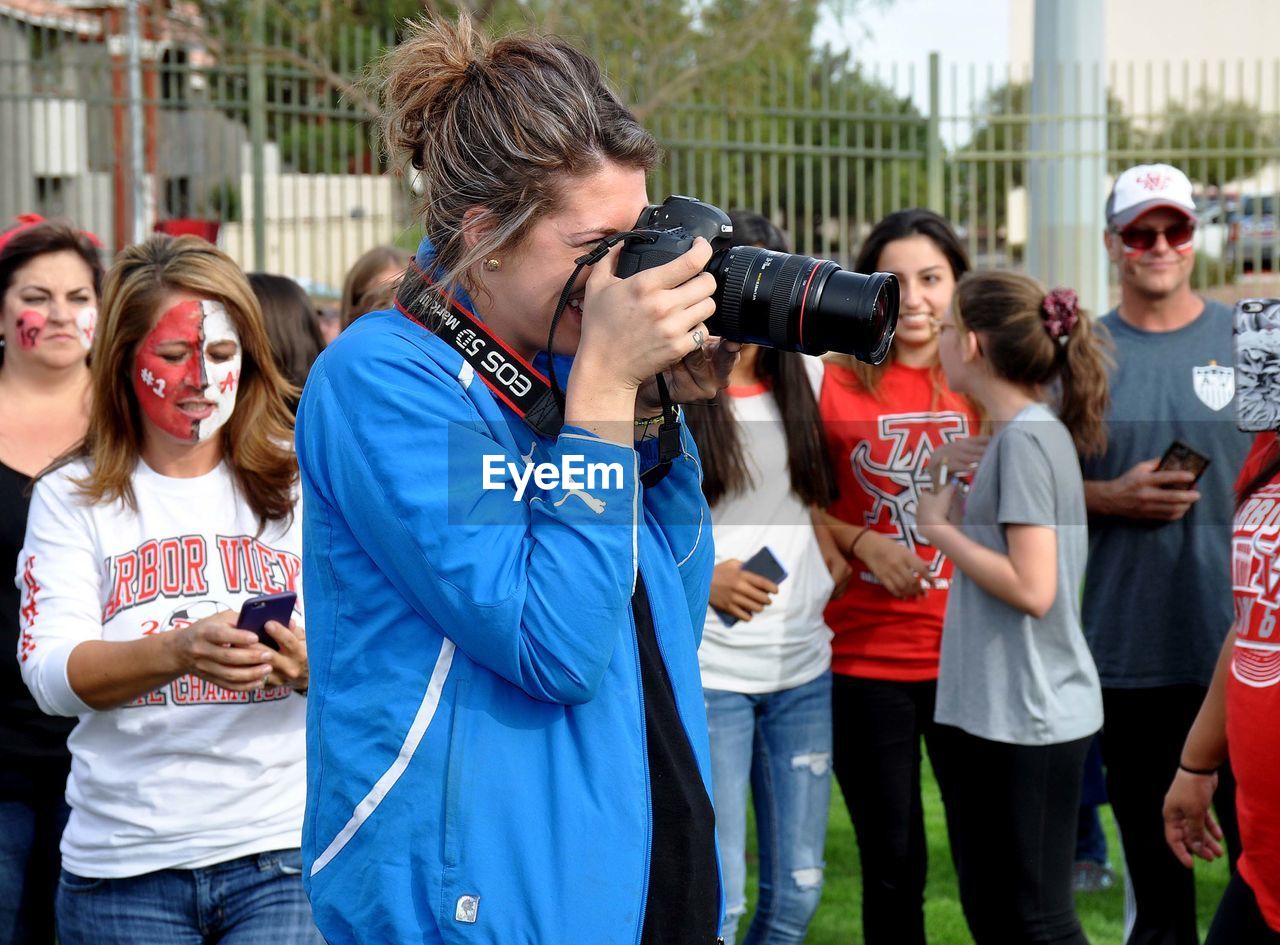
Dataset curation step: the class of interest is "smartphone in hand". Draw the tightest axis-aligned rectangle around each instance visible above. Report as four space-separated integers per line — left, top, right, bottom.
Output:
236 591 297 651
715 546 788 628
1157 441 1211 486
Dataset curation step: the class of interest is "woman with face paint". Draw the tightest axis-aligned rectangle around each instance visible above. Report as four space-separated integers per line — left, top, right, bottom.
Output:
0 216 102 945
17 235 321 945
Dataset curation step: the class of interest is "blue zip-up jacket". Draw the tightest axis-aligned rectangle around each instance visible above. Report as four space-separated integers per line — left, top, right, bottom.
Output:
295 297 719 944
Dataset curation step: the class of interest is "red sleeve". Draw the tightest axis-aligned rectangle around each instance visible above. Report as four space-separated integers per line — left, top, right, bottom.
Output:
1235 432 1280 496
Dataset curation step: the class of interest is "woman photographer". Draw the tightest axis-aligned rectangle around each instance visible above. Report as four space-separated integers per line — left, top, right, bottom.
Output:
295 16 736 945
19 235 315 944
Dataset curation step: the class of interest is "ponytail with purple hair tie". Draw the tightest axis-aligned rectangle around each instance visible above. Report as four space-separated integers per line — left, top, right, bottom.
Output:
1041 287 1079 346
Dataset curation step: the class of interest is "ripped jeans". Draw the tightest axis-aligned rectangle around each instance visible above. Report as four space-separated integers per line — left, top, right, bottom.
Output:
704 671 831 945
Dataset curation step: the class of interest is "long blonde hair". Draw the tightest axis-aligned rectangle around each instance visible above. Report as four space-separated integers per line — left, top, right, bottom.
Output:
71 235 298 526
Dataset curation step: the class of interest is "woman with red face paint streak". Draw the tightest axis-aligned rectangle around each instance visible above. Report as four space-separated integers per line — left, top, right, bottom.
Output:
0 216 103 945
16 235 322 945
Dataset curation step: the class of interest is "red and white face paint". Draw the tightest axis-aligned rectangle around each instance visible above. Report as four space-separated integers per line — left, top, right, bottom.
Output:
14 309 46 349
132 299 242 444
76 307 97 351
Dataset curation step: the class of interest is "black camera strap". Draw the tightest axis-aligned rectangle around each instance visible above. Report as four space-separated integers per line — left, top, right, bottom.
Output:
395 259 565 437
395 243 681 486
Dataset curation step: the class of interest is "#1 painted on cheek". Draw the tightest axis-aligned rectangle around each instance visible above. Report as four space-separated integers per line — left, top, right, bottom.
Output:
133 299 242 443
15 309 46 349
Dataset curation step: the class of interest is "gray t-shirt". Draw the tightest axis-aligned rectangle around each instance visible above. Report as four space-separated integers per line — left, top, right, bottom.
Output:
936 403 1102 746
1080 300 1252 688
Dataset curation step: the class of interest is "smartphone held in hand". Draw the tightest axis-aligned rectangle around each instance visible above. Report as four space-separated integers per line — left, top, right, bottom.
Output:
715 546 788 627
1156 440 1211 486
236 591 297 651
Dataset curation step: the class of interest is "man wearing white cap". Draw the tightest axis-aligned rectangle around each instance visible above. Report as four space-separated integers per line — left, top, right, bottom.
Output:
1081 163 1250 945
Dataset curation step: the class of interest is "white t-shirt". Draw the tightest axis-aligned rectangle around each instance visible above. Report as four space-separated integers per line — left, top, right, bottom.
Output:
17 458 306 878
698 357 834 693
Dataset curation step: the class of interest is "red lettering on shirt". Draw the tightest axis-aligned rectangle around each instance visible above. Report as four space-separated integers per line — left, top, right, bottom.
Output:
19 555 40 662
182 536 208 595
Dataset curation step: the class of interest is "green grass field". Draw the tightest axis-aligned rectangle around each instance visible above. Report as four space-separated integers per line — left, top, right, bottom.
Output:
740 760 1232 944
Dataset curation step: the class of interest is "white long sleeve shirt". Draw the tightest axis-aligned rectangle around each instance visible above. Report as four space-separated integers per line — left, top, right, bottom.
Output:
17 458 306 878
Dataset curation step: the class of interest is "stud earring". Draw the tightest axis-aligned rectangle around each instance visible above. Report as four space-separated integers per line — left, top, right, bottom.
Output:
484 258 501 272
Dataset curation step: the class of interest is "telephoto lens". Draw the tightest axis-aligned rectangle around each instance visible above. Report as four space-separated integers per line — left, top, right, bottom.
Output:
706 246 898 363
615 196 898 363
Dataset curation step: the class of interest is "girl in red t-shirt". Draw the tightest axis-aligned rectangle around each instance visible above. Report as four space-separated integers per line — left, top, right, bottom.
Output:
1165 431 1280 943
817 210 981 945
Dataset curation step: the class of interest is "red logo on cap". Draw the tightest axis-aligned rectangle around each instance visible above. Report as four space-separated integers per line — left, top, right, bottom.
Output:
1138 172 1170 192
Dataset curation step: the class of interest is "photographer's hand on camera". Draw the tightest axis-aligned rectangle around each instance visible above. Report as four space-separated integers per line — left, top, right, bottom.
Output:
1086 459 1200 521
567 238 736 440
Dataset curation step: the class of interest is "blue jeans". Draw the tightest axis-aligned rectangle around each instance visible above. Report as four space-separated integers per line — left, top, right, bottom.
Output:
0 761 71 945
704 672 832 945
56 850 324 945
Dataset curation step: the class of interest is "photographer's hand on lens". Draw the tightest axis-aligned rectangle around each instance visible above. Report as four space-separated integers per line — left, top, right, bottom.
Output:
1163 768 1224 867
854 530 934 600
635 335 742 419
1100 459 1201 521
167 610 274 691
709 559 780 623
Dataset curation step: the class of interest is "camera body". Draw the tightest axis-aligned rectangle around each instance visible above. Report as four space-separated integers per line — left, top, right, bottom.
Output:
615 195 898 362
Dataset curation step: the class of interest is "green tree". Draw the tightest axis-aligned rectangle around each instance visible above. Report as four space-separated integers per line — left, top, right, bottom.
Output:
1151 88 1280 188
955 79 1137 226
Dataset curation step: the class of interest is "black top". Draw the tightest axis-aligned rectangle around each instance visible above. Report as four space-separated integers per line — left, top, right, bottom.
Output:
0 460 75 768
633 573 720 945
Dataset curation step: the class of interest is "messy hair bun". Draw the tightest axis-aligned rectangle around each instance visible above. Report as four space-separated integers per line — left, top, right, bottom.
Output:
376 15 660 300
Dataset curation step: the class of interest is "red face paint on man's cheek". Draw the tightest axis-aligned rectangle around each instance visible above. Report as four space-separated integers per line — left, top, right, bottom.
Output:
14 310 46 349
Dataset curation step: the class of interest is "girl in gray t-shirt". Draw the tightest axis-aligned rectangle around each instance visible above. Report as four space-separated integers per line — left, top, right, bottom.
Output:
916 270 1111 945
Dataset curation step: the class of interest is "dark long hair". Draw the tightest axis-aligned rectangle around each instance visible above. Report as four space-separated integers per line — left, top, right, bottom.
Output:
836 208 970 398
249 272 325 404
683 210 837 508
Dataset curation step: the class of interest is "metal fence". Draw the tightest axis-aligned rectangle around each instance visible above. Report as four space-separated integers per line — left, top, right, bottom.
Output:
1 2 1278 294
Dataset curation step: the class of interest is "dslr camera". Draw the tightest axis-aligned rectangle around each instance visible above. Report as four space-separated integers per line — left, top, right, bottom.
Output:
616 196 898 362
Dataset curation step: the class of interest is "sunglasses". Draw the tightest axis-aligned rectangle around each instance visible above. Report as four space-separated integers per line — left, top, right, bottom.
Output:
1116 219 1196 252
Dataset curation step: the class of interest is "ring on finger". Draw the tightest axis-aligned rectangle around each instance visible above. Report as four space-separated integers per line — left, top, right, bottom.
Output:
691 328 706 349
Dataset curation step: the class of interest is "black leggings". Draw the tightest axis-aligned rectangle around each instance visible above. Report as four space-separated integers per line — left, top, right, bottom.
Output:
933 725 1091 945
831 674 949 945
1101 686 1240 945
1206 873 1280 945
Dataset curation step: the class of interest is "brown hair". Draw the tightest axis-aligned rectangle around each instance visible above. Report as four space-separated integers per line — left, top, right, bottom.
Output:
339 245 407 329
952 271 1112 457
70 235 298 527
0 220 104 368
248 272 325 405
376 15 660 304
836 208 971 399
